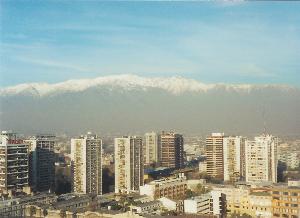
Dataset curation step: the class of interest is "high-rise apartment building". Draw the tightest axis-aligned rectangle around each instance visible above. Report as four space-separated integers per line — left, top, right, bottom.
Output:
144 132 158 165
114 136 143 193
223 136 246 182
71 132 102 195
0 131 29 196
206 133 224 180
245 135 278 183
159 131 184 169
26 134 55 192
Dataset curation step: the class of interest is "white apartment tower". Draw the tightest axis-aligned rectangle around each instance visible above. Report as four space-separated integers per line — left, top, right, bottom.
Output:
144 132 158 165
223 136 246 182
0 131 29 196
71 132 102 195
245 135 278 183
115 136 143 194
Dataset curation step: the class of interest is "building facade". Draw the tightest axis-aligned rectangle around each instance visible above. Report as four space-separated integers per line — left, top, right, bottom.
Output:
0 193 56 217
184 191 226 217
279 152 300 170
144 132 158 165
199 161 207 174
248 192 272 218
223 136 246 182
245 135 278 183
271 183 300 218
139 174 187 200
206 133 224 180
71 132 102 195
0 131 29 196
159 131 184 169
26 134 56 192
184 194 211 215
212 184 273 217
212 184 250 216
115 136 143 193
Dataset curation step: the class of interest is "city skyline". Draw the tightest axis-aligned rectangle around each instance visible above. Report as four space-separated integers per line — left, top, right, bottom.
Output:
1 1 300 87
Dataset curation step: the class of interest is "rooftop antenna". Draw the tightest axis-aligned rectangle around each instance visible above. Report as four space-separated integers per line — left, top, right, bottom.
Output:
262 104 267 136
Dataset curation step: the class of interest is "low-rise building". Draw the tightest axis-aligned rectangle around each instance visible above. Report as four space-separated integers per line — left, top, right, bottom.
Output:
210 190 226 217
131 200 161 215
139 174 187 200
0 193 57 218
184 191 226 217
159 197 184 213
25 206 146 218
184 194 211 215
271 184 300 218
212 184 250 215
248 192 272 218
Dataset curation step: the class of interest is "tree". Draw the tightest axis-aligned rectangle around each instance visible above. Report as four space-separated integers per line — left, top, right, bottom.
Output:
55 167 71 194
29 206 36 217
277 160 287 182
102 166 115 193
195 184 210 194
185 189 195 198
43 209 48 217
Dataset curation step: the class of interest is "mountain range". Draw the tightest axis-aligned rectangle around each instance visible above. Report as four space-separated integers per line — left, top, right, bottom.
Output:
0 74 299 136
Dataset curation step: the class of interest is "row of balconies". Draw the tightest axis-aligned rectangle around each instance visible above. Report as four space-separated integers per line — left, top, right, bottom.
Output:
272 191 299 197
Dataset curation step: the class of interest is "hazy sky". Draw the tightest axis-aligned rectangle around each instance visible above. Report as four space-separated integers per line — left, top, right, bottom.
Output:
1 1 300 87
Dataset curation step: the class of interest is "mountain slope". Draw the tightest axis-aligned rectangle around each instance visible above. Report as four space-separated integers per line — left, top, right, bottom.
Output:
0 75 299 135
0 74 295 96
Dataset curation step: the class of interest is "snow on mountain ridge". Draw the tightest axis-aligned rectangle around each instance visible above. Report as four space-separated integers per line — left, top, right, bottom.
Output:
0 74 295 96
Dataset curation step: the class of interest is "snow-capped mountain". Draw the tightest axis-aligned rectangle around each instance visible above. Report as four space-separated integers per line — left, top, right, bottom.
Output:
0 74 299 135
0 74 294 97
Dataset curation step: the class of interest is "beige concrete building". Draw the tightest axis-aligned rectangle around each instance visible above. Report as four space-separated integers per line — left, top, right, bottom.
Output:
212 184 273 217
144 132 158 165
245 135 278 183
271 183 300 218
139 174 187 200
199 161 207 174
71 132 102 195
248 192 272 218
223 136 246 182
0 131 30 196
206 133 224 180
115 136 143 193
212 184 250 215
